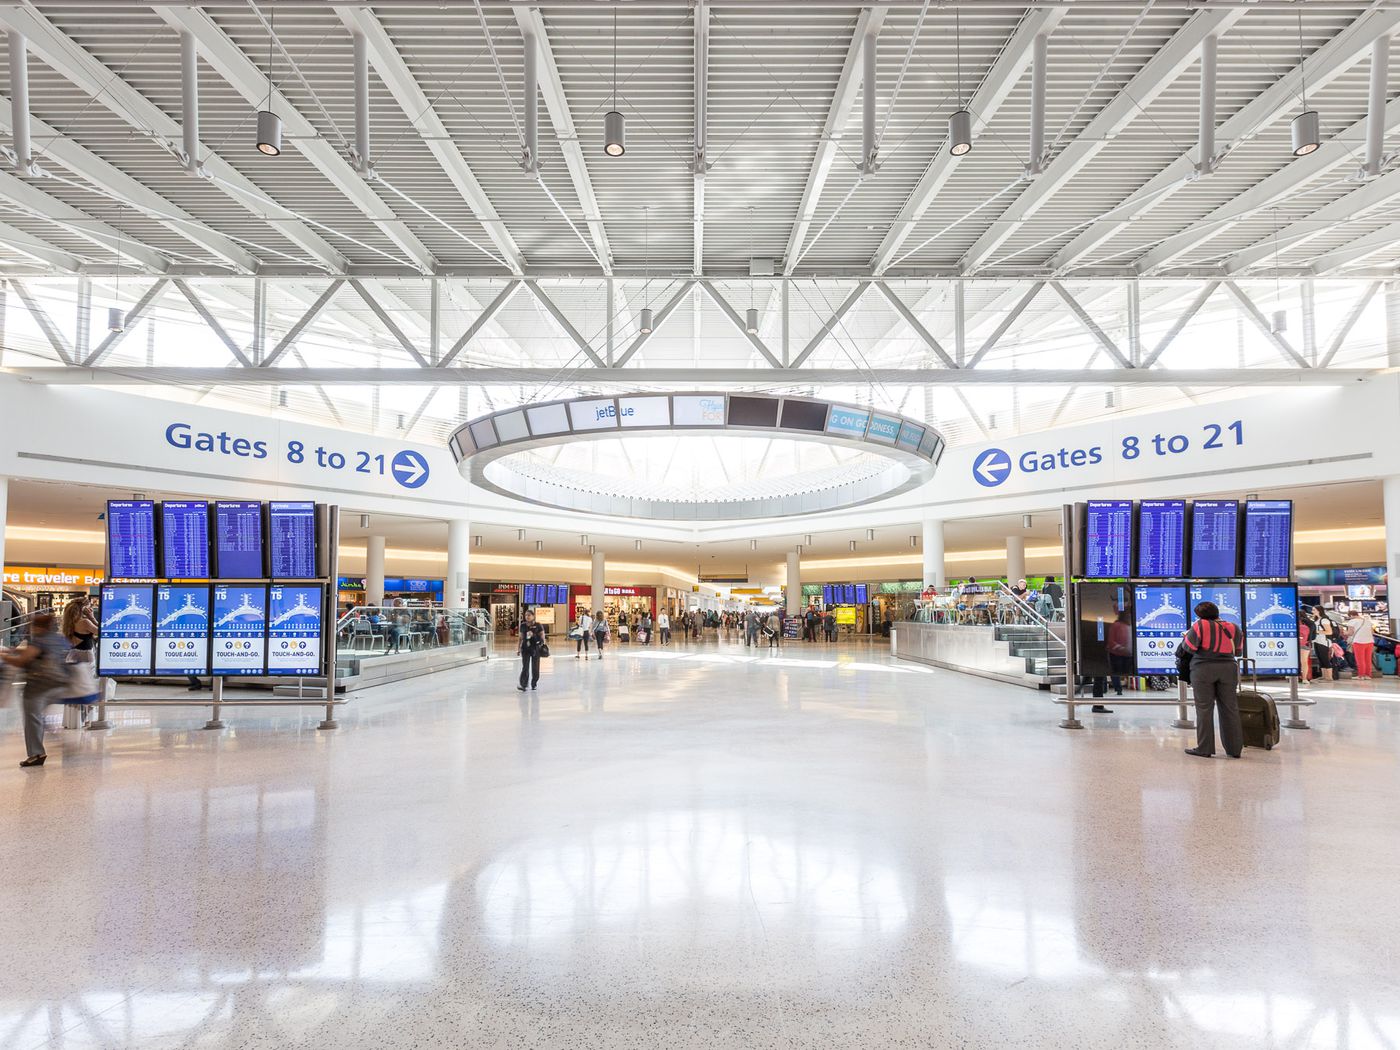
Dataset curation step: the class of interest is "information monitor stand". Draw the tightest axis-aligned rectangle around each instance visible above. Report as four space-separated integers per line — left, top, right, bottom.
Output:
204 677 225 730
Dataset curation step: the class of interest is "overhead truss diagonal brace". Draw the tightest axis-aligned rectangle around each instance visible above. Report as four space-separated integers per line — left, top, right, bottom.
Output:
617 281 697 367
872 282 956 369
10 279 75 363
81 279 170 366
1320 280 1381 367
349 278 430 367
174 280 253 368
523 280 606 367
699 282 784 367
438 281 520 368
262 280 344 368
1049 281 1132 368
791 282 870 368
1223 281 1309 368
1139 280 1219 368
964 281 1045 369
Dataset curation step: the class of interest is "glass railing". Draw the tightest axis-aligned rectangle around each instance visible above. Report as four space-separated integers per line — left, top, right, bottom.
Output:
335 604 493 657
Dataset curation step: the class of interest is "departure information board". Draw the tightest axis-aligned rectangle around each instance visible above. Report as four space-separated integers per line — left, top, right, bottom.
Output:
268 502 317 579
215 501 264 578
161 501 210 579
107 500 157 579
212 585 267 676
1190 499 1239 578
1133 584 1189 675
1243 500 1293 578
154 584 210 676
522 583 569 605
267 585 323 675
97 584 154 676
1084 500 1133 579
1243 583 1301 676
1136 500 1186 578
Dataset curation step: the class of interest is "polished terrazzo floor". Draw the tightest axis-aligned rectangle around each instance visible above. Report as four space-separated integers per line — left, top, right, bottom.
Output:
2 634 1399 1049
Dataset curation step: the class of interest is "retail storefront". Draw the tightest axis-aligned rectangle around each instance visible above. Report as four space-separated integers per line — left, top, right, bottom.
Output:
572 586 657 627
337 576 444 609
3 564 104 618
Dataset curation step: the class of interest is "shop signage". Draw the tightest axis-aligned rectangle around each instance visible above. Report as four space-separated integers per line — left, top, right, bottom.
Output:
575 586 654 597
3 565 104 588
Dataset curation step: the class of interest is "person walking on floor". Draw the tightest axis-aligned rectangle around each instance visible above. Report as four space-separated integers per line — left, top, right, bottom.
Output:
823 610 836 642
592 609 608 660
1176 600 1244 759
745 610 759 648
517 608 546 691
2 612 72 767
574 608 593 658
658 610 671 645
1347 608 1377 680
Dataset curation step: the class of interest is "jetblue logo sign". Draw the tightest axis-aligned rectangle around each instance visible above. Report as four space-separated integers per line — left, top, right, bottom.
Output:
972 448 1012 487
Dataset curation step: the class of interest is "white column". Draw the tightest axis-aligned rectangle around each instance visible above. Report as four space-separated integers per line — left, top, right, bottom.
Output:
0 476 8 596
366 534 386 606
921 518 944 590
590 548 605 617
1384 477 1400 593
786 550 800 616
1006 534 1026 585
446 518 470 609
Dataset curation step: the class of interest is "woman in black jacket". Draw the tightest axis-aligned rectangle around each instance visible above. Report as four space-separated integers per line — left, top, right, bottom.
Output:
517 609 547 692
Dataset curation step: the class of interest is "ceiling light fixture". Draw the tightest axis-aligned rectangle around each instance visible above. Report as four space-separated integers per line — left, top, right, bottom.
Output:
1022 514 1033 529
635 539 643 551
750 539 758 551
849 540 858 552
909 535 918 549
517 529 526 541
603 9 625 156
473 535 482 548
639 205 653 332
1290 12 1319 157
948 11 972 156
359 514 370 529
536 540 544 552
746 207 759 332
255 6 281 155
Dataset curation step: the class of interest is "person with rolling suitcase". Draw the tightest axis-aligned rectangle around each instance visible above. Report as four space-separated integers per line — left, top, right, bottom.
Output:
1175 599 1245 759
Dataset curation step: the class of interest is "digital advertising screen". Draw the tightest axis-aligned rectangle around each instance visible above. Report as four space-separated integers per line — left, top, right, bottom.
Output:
161 500 210 579
211 584 267 676
154 584 210 676
1190 499 1239 578
1188 582 1243 631
1242 500 1293 578
97 584 154 677
1075 582 1131 677
267 585 323 675
1133 584 1189 675
107 500 157 579
215 500 265 578
267 502 317 579
1136 499 1186 578
1084 500 1133 579
1243 583 1301 676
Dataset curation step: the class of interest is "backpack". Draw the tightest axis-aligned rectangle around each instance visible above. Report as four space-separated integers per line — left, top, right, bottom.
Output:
25 642 73 697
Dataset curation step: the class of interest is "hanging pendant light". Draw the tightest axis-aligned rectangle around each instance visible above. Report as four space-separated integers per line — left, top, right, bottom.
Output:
746 207 760 332
107 307 124 333
604 9 626 156
1290 13 1319 157
948 11 972 156
745 308 759 334
255 7 281 155
639 204 653 332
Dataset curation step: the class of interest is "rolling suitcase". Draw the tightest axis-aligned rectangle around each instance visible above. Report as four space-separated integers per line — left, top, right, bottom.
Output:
1375 651 1396 676
1236 659 1281 751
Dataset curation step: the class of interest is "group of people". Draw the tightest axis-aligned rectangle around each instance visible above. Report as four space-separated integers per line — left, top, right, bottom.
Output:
3 598 101 768
799 607 839 642
1300 604 1380 682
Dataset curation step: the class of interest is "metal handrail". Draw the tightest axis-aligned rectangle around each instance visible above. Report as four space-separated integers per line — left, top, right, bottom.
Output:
993 583 1066 646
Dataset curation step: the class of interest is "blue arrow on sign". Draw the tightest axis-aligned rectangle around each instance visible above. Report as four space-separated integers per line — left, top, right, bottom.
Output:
391 450 430 489
971 447 1012 488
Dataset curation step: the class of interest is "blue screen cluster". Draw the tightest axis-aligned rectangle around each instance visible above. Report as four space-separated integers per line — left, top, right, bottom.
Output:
821 584 868 605
1136 500 1186 578
107 501 157 579
1190 500 1239 578
1242 500 1293 578
1084 501 1133 578
521 583 569 605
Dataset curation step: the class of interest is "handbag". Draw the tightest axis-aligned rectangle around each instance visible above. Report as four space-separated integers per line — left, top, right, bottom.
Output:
568 626 583 640
539 641 550 659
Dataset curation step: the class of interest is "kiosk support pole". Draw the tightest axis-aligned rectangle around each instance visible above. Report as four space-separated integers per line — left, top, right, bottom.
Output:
319 507 340 731
1059 504 1082 730
204 677 225 730
1284 675 1310 730
87 690 111 731
1171 677 1195 729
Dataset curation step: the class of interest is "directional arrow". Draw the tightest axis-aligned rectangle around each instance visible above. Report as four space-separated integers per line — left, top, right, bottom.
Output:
391 450 430 489
972 448 1012 488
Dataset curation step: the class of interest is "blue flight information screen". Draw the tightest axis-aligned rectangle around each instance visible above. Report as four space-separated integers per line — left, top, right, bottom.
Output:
1243 500 1293 578
1189 582 1243 631
216 501 264 579
155 584 210 676
107 500 157 579
1133 584 1189 675
161 501 210 579
267 585 323 675
212 585 267 676
1136 499 1186 578
1084 501 1133 578
97 584 154 676
1243 583 1300 676
268 502 317 579
1190 499 1239 578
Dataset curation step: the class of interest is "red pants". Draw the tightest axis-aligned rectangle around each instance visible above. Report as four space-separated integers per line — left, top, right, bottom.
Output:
1353 642 1375 679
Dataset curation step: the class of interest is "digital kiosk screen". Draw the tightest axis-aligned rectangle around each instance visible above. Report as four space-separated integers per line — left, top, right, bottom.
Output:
1243 500 1293 578
1133 584 1189 675
154 584 210 676
1189 582 1243 630
215 501 265 578
268 502 317 579
1084 500 1133 578
212 585 267 676
267 585 323 675
161 501 210 579
1136 499 1186 578
1075 582 1131 677
1243 583 1301 676
97 584 153 676
1190 499 1239 578
107 500 157 579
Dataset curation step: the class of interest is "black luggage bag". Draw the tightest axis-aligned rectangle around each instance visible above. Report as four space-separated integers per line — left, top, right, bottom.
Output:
1237 659 1281 751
